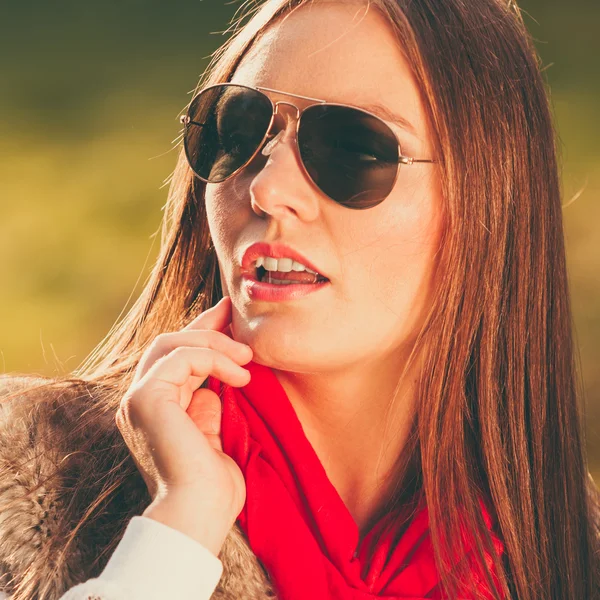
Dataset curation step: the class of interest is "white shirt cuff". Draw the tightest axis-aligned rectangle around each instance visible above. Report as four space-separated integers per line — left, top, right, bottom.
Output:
99 515 224 600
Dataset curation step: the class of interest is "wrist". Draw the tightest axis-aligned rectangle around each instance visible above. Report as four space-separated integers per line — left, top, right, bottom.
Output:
142 495 235 557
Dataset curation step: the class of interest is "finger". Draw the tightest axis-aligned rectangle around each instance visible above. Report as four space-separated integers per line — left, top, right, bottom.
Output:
186 387 222 435
135 330 252 382
146 346 250 409
152 329 252 366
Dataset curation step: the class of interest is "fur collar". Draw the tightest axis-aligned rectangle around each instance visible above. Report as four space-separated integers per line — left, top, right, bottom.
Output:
0 375 277 599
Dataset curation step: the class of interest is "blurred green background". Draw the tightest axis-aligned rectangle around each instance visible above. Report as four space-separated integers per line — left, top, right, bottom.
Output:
0 1 598 476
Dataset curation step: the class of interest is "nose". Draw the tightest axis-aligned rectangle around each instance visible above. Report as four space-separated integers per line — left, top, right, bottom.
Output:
248 102 321 222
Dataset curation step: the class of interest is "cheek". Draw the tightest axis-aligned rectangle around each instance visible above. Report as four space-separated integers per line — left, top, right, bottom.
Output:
205 183 247 251
206 186 232 234
206 170 257 231
370 237 436 311
347 179 442 313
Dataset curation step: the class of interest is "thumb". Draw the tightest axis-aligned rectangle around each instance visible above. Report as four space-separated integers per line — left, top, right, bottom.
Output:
186 388 224 452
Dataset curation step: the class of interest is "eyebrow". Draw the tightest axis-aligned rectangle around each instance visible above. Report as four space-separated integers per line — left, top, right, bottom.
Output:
255 85 419 137
359 102 418 137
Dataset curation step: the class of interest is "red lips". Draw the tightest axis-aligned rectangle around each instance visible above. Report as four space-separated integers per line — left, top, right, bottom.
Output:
241 242 329 280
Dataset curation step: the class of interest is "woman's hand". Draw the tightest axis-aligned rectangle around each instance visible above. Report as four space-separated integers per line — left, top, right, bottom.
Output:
115 296 252 556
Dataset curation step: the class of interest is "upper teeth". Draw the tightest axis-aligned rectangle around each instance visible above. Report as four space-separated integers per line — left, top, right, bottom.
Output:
255 256 319 275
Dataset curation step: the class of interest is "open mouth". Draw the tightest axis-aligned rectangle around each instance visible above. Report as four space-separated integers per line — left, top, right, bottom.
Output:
256 265 329 284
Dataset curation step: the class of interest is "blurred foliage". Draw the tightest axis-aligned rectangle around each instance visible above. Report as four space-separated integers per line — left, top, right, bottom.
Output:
0 1 598 476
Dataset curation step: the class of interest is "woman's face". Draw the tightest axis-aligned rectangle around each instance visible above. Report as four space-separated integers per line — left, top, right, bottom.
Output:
205 1 443 373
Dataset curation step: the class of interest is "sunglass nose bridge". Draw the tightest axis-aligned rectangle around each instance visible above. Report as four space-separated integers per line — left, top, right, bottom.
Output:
259 100 301 158
273 100 301 121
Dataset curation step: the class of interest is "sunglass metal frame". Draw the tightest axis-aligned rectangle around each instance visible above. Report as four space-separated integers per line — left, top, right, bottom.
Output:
179 83 437 208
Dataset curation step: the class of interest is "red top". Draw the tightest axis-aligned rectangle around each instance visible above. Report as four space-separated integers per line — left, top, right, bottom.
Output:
207 359 505 599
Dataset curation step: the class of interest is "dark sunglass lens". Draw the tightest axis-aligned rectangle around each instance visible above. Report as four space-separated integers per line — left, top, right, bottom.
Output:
183 85 273 183
298 105 399 209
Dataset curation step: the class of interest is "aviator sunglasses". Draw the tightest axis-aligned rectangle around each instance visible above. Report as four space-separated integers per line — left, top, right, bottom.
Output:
179 83 436 210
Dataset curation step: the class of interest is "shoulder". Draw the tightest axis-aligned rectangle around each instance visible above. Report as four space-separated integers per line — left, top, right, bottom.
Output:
0 372 121 490
0 372 83 420
0 372 53 408
0 372 115 436
0 373 276 599
0 373 58 459
0 370 97 502
0 373 98 457
0 373 123 597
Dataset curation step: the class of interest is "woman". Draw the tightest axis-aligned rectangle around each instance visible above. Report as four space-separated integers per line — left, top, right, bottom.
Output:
0 0 598 598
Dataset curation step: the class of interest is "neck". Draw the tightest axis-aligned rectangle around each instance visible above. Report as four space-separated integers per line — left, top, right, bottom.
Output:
271 351 419 536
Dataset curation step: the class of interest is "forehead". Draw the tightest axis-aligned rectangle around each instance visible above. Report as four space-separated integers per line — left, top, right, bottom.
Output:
230 2 426 137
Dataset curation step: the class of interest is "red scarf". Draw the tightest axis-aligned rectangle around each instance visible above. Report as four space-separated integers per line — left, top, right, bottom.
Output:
207 360 505 599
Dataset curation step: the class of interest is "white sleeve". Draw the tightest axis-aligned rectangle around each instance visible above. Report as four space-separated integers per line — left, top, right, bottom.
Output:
54 515 224 600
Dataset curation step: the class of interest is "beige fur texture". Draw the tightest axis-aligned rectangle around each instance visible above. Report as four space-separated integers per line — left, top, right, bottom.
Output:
0 375 277 599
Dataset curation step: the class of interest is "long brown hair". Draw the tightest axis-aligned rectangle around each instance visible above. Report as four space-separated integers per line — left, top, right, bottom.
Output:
2 0 598 598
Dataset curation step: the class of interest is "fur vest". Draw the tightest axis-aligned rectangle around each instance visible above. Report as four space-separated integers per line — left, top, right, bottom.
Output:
0 375 277 600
